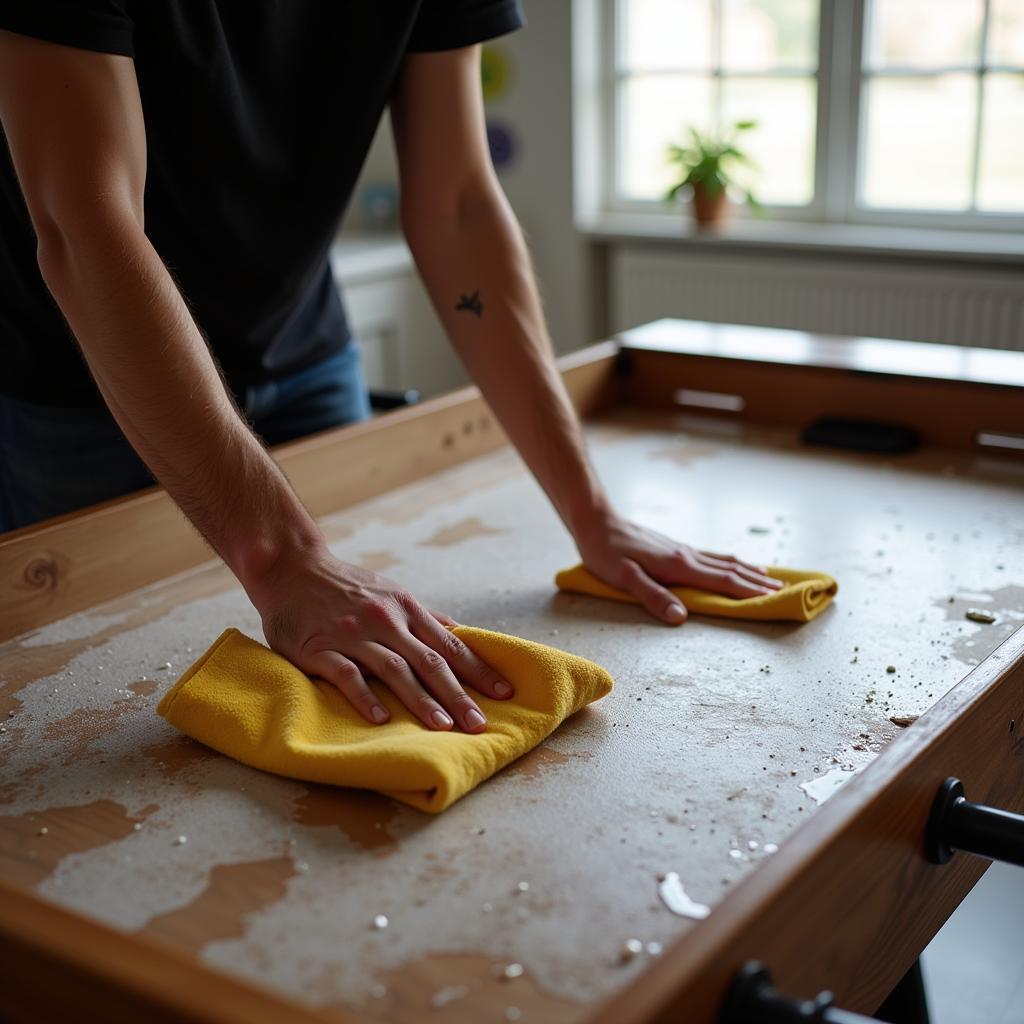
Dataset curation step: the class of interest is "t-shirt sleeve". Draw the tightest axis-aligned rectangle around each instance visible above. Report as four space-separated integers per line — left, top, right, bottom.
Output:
406 0 525 53
0 0 134 57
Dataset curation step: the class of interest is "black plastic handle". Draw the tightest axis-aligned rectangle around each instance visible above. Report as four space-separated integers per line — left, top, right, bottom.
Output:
925 777 1024 867
719 963 879 1024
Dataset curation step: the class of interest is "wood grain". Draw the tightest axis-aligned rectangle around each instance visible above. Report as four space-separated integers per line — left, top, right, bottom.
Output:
3 323 1023 1022
0 343 619 643
618 347 1024 454
0 880 354 1024
619 318 1024 389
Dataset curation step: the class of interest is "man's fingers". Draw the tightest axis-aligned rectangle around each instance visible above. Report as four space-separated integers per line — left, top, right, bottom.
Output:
398 635 489 733
407 612 514 702
686 565 772 600
303 649 390 726
700 550 774 577
353 640 483 734
694 554 781 591
428 606 459 628
619 559 687 625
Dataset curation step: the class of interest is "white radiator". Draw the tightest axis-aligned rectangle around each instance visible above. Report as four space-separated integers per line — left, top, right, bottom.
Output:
609 247 1024 351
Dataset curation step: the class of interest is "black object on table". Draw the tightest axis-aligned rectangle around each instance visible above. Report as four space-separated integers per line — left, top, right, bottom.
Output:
802 417 920 454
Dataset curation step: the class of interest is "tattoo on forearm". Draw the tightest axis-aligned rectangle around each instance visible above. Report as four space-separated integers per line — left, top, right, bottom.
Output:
455 290 483 317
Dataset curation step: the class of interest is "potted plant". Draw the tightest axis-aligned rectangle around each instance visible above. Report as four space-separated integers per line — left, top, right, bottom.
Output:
664 120 760 228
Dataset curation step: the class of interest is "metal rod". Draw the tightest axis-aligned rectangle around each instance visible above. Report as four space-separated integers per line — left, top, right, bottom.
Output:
946 797 1024 867
721 962 883 1024
926 777 1024 867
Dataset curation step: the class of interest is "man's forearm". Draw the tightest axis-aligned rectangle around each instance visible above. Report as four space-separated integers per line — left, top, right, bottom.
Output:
404 184 612 543
36 211 323 588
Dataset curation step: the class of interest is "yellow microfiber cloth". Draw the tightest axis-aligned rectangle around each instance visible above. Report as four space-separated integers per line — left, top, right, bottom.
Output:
555 564 838 623
157 626 612 814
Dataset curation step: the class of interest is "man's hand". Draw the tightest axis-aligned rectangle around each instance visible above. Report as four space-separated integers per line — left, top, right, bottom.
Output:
246 544 514 732
575 511 783 625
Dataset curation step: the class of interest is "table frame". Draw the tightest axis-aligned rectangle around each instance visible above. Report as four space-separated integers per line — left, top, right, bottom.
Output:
2 320 1023 1024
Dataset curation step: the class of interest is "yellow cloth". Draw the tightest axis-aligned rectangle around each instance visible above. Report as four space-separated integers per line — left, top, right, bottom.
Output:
555 564 838 623
157 626 612 814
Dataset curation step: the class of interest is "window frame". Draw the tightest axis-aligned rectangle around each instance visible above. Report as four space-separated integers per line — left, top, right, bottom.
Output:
601 0 1024 232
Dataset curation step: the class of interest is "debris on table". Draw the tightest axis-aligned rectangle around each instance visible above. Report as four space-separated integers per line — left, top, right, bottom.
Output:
658 871 711 920
618 939 644 964
431 985 469 1009
889 715 919 728
965 608 996 624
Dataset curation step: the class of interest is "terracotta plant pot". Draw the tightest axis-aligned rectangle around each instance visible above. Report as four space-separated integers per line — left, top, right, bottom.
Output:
691 182 730 227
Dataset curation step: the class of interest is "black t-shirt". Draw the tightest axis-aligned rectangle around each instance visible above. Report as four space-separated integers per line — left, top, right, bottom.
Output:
0 1 523 408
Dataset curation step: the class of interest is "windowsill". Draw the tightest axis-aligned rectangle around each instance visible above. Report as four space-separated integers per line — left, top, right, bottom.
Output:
579 211 1024 265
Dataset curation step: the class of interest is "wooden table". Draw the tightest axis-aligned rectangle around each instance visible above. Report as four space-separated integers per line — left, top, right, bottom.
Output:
2 319 1023 1024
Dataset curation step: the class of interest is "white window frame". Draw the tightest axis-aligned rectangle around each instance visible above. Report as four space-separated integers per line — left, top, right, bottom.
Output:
597 0 1024 233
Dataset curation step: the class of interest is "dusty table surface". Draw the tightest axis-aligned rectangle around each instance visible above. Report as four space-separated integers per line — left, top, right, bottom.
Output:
2 409 1022 1022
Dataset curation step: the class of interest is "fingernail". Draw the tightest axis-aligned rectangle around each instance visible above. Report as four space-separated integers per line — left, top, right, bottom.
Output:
371 705 389 724
431 710 453 729
494 680 513 698
465 708 486 730
666 603 686 623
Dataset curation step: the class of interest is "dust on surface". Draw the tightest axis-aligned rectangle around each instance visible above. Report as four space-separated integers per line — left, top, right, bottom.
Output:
291 785 401 855
332 952 586 1023
137 856 297 955
0 800 155 887
419 517 506 549
649 442 722 467
933 585 1024 666
500 745 593 782
376 457 522 528
357 550 403 573
143 736 220 780
42 699 140 764
0 560 234 719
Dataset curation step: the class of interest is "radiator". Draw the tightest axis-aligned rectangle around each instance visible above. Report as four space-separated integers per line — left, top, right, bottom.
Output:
609 247 1024 351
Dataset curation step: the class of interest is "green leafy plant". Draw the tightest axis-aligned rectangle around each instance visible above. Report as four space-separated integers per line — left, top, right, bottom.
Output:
664 120 761 212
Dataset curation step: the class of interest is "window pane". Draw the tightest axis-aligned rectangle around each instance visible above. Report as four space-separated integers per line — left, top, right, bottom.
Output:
860 75 976 209
978 74 1024 211
989 0 1024 65
721 76 817 204
866 0 982 68
721 0 819 70
618 75 714 199
621 0 712 71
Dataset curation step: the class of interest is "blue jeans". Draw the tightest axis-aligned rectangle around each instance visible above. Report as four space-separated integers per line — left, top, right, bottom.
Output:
0 343 371 532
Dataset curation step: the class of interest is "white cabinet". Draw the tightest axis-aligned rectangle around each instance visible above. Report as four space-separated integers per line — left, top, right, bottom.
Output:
330 235 467 399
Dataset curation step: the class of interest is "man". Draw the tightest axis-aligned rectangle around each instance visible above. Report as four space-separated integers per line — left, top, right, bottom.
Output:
0 2 780 735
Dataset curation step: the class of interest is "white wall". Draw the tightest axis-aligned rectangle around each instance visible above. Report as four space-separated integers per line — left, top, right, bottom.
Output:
494 2 590 354
346 2 591 356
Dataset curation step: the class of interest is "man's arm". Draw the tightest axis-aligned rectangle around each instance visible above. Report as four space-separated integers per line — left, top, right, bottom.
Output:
0 30 511 730
391 47 782 624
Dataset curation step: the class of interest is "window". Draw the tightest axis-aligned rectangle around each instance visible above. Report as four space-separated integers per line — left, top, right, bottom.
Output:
861 0 1024 213
604 0 1024 227
616 0 820 206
